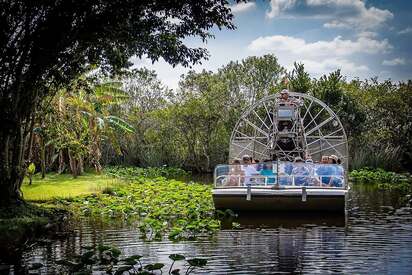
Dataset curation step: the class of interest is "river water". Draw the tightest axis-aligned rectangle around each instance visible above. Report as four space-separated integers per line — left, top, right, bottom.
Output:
3 183 412 274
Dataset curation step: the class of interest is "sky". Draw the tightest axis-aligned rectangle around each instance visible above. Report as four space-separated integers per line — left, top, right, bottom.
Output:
133 0 412 90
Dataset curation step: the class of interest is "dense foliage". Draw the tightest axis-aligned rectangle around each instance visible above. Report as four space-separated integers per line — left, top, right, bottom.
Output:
111 57 410 172
350 168 411 184
104 166 190 180
0 0 236 206
57 175 220 241
350 168 412 194
29 55 412 175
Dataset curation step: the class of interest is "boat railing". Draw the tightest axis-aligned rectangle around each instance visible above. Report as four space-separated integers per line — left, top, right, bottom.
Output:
214 162 346 189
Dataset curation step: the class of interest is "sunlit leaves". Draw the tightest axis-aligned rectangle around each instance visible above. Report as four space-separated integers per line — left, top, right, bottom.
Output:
58 167 219 241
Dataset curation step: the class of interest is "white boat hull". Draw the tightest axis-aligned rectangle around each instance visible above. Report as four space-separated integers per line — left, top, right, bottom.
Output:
212 188 347 212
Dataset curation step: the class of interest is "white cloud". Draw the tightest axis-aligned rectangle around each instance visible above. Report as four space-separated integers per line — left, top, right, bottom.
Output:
398 27 412 35
266 0 296 18
382 58 406 66
248 35 392 57
299 58 369 77
247 34 394 79
265 0 393 30
357 31 378 38
308 0 393 30
230 2 256 14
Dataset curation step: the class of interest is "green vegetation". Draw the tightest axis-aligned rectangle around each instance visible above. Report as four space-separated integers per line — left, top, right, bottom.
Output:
22 172 122 201
14 54 409 189
20 167 190 202
19 167 220 242
0 203 68 250
56 176 219 241
350 168 412 194
350 168 412 184
1 0 235 206
55 244 207 275
104 166 190 181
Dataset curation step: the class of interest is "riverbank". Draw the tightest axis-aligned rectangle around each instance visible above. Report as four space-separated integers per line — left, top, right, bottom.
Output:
51 171 220 241
1 167 217 257
0 172 121 259
0 203 69 259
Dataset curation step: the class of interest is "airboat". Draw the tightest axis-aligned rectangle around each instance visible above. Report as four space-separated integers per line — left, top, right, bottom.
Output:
213 90 349 212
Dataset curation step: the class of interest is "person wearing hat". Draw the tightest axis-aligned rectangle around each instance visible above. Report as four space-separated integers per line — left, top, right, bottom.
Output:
279 89 291 106
328 155 338 164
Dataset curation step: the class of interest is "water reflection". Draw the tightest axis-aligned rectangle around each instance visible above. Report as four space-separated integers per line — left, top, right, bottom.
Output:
2 184 412 274
220 212 345 229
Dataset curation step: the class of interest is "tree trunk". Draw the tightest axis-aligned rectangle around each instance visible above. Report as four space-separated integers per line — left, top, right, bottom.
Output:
78 157 84 174
58 150 65 174
68 149 81 178
26 113 36 163
40 136 46 179
0 120 25 207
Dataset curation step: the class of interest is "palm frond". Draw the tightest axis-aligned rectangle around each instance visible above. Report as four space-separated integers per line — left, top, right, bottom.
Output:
94 82 129 104
106 116 135 133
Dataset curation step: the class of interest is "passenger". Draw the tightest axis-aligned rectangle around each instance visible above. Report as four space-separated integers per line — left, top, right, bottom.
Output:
228 158 244 186
329 155 343 187
316 156 335 186
304 155 317 185
305 154 314 164
242 155 258 185
260 162 276 185
254 159 263 171
278 88 302 106
276 160 290 186
292 156 310 186
279 89 290 104
320 155 329 164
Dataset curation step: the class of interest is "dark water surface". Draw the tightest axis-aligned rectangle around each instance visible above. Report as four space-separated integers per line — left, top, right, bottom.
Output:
3 184 412 274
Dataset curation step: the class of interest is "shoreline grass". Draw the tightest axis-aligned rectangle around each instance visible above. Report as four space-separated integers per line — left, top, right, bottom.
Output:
22 172 123 201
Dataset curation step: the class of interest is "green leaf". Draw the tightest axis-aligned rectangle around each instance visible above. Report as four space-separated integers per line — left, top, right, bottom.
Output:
123 258 137 265
187 258 207 267
144 263 164 271
114 265 133 275
106 116 135 133
169 254 185 261
97 243 111 253
110 247 122 258
152 263 165 270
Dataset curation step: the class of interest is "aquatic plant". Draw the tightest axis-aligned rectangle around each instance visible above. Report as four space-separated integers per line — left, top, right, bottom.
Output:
55 244 207 274
104 166 190 181
350 168 412 195
350 168 411 184
57 176 220 241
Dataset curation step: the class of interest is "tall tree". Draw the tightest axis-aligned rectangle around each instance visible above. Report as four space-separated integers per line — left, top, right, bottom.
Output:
0 0 235 206
288 62 311 93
